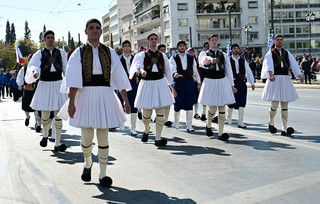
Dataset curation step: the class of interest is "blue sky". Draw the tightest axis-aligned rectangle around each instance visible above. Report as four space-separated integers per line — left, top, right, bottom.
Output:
0 0 113 44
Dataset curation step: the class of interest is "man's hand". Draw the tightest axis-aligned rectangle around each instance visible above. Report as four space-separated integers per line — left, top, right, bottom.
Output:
269 75 275 81
140 69 147 78
203 58 210 65
232 86 237 93
33 71 39 79
298 74 304 83
123 101 131 114
68 103 76 118
18 86 23 91
211 58 217 64
197 83 201 92
251 85 255 91
173 73 180 79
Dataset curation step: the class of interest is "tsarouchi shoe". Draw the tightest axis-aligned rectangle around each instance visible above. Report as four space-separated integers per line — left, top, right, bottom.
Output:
40 137 48 147
81 166 92 182
206 126 213 136
99 176 113 187
141 133 149 142
218 133 229 141
155 138 167 146
54 144 67 152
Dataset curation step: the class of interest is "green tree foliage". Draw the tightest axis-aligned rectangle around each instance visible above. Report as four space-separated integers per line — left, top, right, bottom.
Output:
68 31 71 45
70 37 76 50
24 21 31 39
0 43 17 69
10 23 16 44
39 24 46 43
18 39 38 57
5 20 11 45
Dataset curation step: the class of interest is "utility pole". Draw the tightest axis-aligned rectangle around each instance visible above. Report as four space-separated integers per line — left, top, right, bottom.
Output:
270 0 274 35
229 7 232 44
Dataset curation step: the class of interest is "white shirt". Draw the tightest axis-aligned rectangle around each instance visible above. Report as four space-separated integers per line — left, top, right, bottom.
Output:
16 67 25 86
169 53 201 83
231 55 255 85
122 54 132 74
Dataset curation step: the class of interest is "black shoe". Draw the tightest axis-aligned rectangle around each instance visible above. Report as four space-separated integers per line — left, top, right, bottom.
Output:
206 126 213 136
99 176 113 187
218 133 230 141
164 121 172 127
141 133 149 142
40 137 48 147
155 138 167 146
286 127 294 136
138 112 142 120
48 128 52 137
212 116 218 123
194 114 200 119
81 166 92 182
187 129 195 133
281 131 287 136
238 125 247 129
109 127 117 132
36 125 41 133
268 124 277 134
25 118 29 126
200 114 207 121
54 144 67 152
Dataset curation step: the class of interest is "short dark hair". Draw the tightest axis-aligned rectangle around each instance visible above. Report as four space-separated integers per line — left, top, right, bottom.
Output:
231 43 240 49
157 44 166 50
274 34 284 40
203 42 209 48
208 34 218 41
147 33 158 40
44 30 54 38
122 40 131 47
86 18 101 29
176 40 186 47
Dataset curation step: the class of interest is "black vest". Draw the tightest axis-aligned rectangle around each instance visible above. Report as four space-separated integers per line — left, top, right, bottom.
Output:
40 48 63 81
204 49 225 79
173 54 194 81
80 43 111 86
143 49 164 80
230 56 246 82
120 54 135 81
271 48 290 75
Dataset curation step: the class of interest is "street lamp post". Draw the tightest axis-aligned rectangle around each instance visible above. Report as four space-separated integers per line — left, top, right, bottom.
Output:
243 25 252 48
306 11 315 57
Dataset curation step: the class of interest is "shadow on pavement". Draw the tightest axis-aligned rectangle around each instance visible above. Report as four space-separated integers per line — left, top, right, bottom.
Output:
228 139 296 151
156 144 230 156
88 185 196 204
291 135 320 143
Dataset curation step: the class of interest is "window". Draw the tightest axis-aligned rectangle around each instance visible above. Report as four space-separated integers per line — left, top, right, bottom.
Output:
164 20 170 29
248 1 258 8
177 3 188 11
178 18 188 27
249 16 258 24
283 25 295 34
275 27 281 34
249 32 258 39
284 41 295 49
179 34 189 44
282 11 294 19
163 5 169 13
165 36 170 45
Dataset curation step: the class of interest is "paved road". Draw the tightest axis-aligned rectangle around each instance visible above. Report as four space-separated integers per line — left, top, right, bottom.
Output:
0 88 319 204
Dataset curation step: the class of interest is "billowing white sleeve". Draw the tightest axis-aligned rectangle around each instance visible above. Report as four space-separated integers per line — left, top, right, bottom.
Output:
169 56 177 74
245 60 255 85
199 51 212 68
223 53 234 86
288 50 302 77
16 67 25 86
163 53 173 85
60 49 68 76
129 52 145 79
261 51 273 79
193 59 201 83
110 47 132 91
65 48 83 89
25 50 41 84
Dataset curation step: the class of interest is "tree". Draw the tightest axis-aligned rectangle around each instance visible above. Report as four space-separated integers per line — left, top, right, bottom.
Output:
24 21 31 39
0 43 16 69
5 20 11 45
18 38 38 57
10 23 16 44
39 24 46 43
70 37 76 50
68 31 71 45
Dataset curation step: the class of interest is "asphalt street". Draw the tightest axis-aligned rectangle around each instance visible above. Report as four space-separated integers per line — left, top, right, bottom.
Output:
0 87 319 204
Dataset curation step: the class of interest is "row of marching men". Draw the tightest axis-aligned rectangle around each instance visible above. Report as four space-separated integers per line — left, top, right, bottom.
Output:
16 17 304 188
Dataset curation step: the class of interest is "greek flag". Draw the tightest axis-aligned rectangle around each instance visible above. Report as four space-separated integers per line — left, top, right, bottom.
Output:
267 33 274 50
226 40 231 56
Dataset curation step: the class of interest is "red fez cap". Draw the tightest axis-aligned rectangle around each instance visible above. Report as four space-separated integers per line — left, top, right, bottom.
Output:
187 47 195 52
139 46 146 51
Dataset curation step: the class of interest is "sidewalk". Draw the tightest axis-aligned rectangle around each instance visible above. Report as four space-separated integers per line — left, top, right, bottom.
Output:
252 78 320 89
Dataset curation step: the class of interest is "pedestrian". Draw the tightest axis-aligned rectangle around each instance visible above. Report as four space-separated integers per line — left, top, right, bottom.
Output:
9 72 21 102
60 18 131 187
249 59 256 82
5 68 12 97
227 44 255 128
0 68 8 100
170 41 201 133
261 34 304 136
130 33 176 146
198 34 237 141
300 53 312 84
25 30 68 151
256 60 262 80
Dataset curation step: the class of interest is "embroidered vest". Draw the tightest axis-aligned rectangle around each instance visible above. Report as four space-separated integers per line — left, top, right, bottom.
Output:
271 48 290 75
120 54 135 82
230 56 246 82
173 53 194 81
143 49 165 80
204 49 225 79
40 48 63 81
80 43 111 86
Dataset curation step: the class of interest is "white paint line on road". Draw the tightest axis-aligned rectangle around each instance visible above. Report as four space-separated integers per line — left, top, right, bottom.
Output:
247 102 320 112
209 171 320 204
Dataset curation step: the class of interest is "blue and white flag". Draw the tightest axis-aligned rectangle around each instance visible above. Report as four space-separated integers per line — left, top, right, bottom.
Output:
267 33 274 50
226 40 231 56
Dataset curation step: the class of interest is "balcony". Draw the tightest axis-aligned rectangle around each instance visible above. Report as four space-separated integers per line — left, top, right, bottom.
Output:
134 0 159 16
196 2 240 14
135 28 161 42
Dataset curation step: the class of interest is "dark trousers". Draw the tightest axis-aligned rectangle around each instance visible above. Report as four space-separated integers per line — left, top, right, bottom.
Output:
1 86 4 98
5 85 11 97
11 88 22 101
304 71 312 84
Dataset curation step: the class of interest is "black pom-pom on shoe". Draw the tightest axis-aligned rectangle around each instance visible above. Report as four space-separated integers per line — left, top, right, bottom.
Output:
164 121 172 127
206 126 213 136
287 127 294 136
268 124 277 134
81 166 92 182
40 137 48 147
141 133 149 142
155 138 167 146
218 133 229 141
99 176 113 187
54 144 67 152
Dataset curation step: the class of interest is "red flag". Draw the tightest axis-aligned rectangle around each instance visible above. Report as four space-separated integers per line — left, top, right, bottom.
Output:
15 42 25 66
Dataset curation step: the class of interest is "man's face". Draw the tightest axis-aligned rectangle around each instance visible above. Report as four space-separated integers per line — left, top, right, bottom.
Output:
232 46 240 56
147 35 158 48
208 37 218 48
178 44 186 53
122 43 131 54
6 69 10 73
44 34 55 47
274 37 283 49
158 47 166 53
85 23 102 41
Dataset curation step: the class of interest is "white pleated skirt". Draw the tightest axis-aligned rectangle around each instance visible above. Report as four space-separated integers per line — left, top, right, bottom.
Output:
58 87 127 129
198 78 235 106
30 80 68 111
134 78 175 109
262 75 299 102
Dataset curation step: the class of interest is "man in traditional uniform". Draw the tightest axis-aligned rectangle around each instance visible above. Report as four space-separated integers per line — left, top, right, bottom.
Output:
170 41 201 133
199 42 209 121
118 40 138 135
198 35 237 141
130 33 176 146
25 30 68 151
227 44 255 128
61 19 131 187
261 34 304 136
